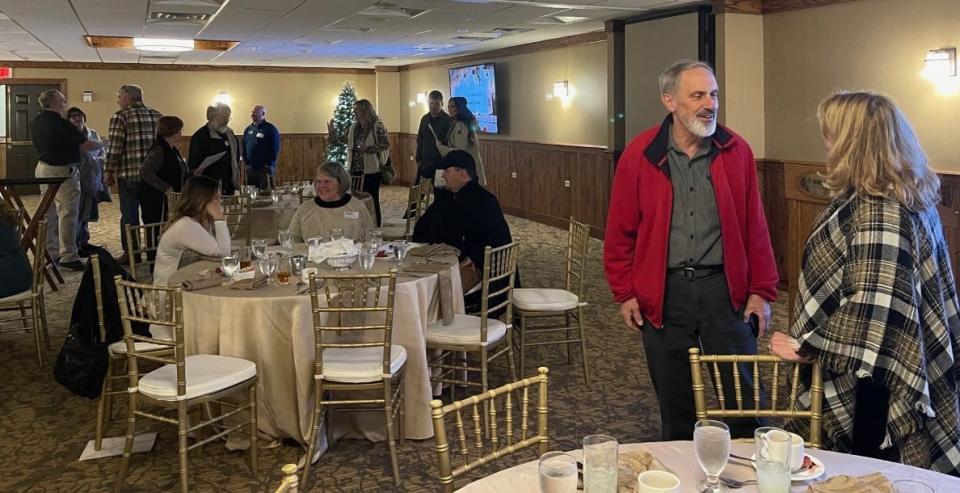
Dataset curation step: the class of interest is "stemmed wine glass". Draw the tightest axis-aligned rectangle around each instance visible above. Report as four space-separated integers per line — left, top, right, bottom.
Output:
251 238 268 260
270 189 281 205
247 185 259 202
221 252 239 284
358 244 376 272
277 229 293 252
392 240 409 273
259 253 278 283
694 419 730 492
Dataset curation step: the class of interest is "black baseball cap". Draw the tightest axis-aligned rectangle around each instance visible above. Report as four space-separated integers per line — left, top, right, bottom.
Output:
437 150 476 171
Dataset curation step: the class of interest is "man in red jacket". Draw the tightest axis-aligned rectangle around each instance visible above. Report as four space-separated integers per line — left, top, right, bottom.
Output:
604 60 779 440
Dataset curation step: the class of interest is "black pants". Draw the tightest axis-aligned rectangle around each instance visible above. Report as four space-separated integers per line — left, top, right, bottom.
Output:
642 271 765 440
361 171 382 226
246 167 271 190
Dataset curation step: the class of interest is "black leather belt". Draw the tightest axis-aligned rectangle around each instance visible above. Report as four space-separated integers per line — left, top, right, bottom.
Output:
667 265 723 280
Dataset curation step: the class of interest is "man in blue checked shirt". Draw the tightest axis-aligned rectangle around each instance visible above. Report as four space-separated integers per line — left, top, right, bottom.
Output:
241 105 281 189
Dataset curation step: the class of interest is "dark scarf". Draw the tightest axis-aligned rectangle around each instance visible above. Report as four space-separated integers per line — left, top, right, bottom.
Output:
314 195 350 209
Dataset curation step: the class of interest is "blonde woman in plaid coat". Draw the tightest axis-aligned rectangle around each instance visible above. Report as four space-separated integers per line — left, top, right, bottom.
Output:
771 91 960 475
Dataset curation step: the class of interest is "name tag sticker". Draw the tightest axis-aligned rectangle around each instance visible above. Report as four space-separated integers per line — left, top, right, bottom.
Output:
344 211 360 219
256 132 264 138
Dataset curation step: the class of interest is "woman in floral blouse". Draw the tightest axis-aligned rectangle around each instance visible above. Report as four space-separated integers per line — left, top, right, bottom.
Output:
327 99 389 226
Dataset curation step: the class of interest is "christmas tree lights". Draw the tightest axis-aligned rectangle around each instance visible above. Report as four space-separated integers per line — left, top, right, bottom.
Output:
327 82 357 166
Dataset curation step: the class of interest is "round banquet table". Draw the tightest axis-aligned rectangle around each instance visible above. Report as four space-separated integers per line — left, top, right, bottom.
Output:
457 441 960 492
248 192 376 244
167 247 464 449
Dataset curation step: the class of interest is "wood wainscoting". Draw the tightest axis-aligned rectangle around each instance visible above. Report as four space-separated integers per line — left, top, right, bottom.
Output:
390 134 614 238
757 159 960 320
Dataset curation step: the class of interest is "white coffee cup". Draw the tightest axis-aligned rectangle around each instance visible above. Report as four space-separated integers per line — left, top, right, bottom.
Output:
789 432 805 471
636 470 680 493
301 267 318 284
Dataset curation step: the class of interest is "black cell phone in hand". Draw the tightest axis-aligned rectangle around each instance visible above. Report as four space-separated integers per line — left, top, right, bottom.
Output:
748 314 760 338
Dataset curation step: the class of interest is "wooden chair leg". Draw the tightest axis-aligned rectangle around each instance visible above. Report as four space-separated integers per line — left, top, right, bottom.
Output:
249 383 259 475
39 293 50 350
565 311 574 364
577 306 590 385
398 376 406 447
481 349 490 439
115 395 138 491
383 380 401 486
177 401 189 493
95 358 115 451
506 329 518 384
518 314 527 378
18 301 29 330
31 302 43 368
302 386 323 486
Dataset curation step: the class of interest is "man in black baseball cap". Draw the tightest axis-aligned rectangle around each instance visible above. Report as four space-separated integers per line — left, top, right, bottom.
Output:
414 150 512 292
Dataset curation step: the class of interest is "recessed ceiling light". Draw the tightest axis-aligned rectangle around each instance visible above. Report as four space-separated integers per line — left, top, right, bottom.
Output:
133 37 195 52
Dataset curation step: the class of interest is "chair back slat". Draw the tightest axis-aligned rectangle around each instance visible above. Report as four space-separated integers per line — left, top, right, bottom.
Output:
114 277 184 397
418 176 433 208
564 218 591 297
431 367 550 493
124 221 165 282
308 270 398 377
222 195 252 245
165 191 181 222
478 242 519 342
351 174 365 194
689 348 823 448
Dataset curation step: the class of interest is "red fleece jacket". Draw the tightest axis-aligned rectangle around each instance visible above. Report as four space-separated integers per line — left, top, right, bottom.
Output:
603 117 778 328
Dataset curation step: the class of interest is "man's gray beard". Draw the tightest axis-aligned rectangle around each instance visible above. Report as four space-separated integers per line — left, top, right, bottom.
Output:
679 113 716 138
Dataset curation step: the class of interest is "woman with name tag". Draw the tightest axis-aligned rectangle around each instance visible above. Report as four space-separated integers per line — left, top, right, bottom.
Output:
288 161 373 243
153 176 232 288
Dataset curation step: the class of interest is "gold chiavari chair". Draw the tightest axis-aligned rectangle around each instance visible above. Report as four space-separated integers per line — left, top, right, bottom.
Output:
431 367 550 493
512 217 591 384
418 175 434 208
426 243 520 407
114 277 258 493
302 270 406 487
350 174 365 194
222 195 252 246
124 222 164 282
91 254 174 451
688 347 824 448
164 190 181 222
0 219 49 367
383 183 423 241
273 464 300 493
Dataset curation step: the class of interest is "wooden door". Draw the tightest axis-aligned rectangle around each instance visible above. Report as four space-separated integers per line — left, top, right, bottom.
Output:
5 83 62 195
783 162 830 320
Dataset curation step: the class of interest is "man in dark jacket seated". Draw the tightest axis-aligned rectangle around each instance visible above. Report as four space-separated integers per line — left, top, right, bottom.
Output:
413 150 512 301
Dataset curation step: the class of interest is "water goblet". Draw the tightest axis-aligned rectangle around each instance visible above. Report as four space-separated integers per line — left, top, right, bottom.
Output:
538 451 577 493
259 253 278 283
270 189 281 205
694 419 730 492
221 252 240 284
278 229 293 252
358 246 376 272
251 238 268 259
583 434 618 492
371 228 383 250
248 186 259 202
392 240 409 273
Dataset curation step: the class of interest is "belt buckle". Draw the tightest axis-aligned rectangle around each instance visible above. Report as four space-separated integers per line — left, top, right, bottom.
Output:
682 267 696 281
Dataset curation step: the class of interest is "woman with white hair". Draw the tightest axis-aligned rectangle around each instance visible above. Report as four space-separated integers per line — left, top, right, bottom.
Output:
288 161 373 242
771 91 960 474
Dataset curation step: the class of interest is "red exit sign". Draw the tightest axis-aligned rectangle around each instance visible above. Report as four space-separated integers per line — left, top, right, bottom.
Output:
0 67 11 79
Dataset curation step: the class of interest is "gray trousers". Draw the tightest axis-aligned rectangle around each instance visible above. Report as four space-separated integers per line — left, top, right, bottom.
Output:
35 161 81 263
642 271 765 440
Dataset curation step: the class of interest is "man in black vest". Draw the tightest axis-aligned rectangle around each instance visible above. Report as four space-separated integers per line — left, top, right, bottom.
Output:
188 103 240 195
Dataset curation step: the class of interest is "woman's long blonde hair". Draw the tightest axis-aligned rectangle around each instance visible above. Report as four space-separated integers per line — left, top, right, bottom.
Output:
817 91 940 211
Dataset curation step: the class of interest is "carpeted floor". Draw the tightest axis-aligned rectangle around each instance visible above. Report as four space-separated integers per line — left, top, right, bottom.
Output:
0 186 788 492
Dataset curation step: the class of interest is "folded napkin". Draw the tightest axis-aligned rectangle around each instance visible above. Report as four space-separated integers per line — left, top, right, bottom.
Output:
229 276 269 290
181 275 223 292
308 238 358 263
407 243 460 258
617 449 672 493
404 262 455 325
807 473 892 493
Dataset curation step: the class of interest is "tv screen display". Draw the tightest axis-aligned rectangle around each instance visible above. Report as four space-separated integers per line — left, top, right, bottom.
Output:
449 63 499 134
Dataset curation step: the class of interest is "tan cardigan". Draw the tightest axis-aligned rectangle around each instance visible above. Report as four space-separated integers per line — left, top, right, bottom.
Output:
288 196 373 242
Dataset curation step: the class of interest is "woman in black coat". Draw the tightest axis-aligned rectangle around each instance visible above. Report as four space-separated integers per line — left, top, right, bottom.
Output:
0 202 32 299
139 116 188 226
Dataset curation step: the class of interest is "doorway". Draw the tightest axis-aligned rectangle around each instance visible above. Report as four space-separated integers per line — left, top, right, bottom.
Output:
3 79 66 195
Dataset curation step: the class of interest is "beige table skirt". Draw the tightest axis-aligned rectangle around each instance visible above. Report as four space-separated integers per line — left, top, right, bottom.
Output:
168 253 464 447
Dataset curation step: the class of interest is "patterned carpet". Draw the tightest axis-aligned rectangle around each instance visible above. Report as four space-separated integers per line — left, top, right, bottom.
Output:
0 186 788 492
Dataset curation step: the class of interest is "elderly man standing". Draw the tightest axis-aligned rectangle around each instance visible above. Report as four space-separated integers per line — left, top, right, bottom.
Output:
104 84 162 262
241 105 281 190
31 89 101 271
189 103 240 195
603 59 779 440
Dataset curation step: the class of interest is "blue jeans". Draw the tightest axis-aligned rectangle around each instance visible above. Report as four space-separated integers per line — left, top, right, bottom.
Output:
117 178 141 253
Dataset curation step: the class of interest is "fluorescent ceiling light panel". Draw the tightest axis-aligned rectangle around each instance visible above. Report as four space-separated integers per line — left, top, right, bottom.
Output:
133 37 195 52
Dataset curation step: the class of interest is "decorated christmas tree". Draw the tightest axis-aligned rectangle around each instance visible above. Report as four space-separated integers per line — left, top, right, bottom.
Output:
326 82 357 166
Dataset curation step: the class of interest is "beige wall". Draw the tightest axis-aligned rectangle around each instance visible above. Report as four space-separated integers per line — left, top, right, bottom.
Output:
764 0 960 172
375 71 401 132
623 13 700 140
399 41 608 147
11 67 376 135
717 13 765 157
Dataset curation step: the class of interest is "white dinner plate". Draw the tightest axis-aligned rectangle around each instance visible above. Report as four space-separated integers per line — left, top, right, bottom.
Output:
751 453 826 481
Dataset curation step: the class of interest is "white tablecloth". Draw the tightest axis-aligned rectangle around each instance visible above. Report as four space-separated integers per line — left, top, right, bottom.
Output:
168 252 464 447
457 441 960 492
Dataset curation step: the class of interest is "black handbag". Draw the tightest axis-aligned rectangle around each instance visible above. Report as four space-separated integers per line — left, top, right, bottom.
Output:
53 325 109 399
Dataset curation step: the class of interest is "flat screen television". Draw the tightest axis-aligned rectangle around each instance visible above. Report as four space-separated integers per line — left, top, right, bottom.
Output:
449 62 499 134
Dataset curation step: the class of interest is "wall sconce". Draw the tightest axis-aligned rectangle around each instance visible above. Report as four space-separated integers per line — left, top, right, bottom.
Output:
416 92 428 104
82 91 93 103
214 90 232 106
923 48 956 79
552 80 570 98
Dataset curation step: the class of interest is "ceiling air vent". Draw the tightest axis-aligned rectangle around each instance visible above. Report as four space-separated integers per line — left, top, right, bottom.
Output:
359 3 427 18
528 15 590 25
148 11 212 24
415 43 454 52
452 35 499 42
490 27 534 34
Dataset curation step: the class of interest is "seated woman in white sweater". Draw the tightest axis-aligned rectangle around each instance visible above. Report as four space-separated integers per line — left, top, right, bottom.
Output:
289 161 373 242
153 175 232 287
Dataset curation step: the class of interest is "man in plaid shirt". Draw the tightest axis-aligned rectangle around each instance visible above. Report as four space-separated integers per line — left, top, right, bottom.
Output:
103 84 161 261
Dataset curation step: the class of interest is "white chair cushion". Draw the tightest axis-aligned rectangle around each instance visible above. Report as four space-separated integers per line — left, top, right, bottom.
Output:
321 345 407 384
108 325 174 355
425 314 507 347
0 290 32 304
512 288 579 312
138 354 256 401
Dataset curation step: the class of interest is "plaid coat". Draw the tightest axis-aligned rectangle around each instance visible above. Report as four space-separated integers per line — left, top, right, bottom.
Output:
789 193 960 475
105 102 162 179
